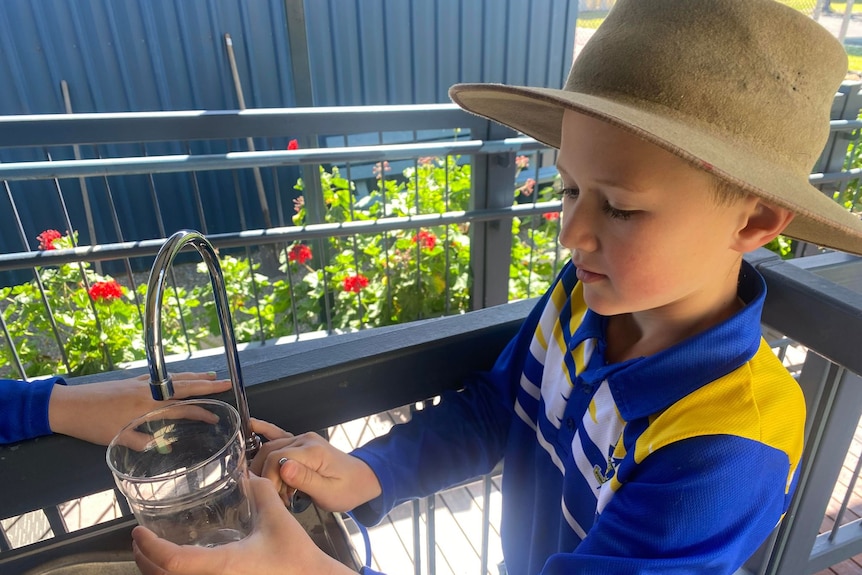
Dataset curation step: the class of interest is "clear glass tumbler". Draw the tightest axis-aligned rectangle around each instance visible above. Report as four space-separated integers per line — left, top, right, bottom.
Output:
106 398 257 547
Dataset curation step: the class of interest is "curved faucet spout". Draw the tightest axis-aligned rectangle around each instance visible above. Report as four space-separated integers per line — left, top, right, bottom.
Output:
144 229 261 459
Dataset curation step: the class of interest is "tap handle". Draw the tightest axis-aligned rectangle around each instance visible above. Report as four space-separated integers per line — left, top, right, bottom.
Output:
149 375 174 401
246 431 263 459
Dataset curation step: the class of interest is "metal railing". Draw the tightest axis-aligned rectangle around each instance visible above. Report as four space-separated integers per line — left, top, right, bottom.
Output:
0 104 561 382
1 84 862 574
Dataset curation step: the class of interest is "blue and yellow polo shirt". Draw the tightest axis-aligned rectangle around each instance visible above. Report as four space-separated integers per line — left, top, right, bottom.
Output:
353 259 804 575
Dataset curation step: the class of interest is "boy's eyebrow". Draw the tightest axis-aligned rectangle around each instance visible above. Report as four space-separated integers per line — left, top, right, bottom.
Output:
554 163 572 182
594 178 645 194
553 164 644 195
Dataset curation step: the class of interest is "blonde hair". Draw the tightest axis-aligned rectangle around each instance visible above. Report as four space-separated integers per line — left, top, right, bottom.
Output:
710 175 750 206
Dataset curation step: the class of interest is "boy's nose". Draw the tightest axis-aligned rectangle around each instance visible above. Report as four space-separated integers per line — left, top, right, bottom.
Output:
559 200 599 253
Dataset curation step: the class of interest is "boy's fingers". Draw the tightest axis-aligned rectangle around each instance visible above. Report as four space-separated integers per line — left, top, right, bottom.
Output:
280 458 320 495
251 418 294 440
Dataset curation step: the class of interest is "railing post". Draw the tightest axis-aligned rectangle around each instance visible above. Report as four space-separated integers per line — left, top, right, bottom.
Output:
470 120 518 309
281 0 334 328
802 80 862 256
764 356 862 575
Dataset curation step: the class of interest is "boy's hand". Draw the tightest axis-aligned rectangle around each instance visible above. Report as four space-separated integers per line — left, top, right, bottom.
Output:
250 418 382 512
132 474 354 575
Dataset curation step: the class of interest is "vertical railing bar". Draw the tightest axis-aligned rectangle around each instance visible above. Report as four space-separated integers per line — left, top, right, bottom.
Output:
346 162 365 329
3 178 72 375
92 144 144 329
228 161 249 231
829 426 862 542
0 521 12 552
526 152 540 298
246 249 267 344
313 160 333 335
280 243 302 340
551 152 562 277
225 140 267 343
183 142 209 235
413 156 423 319
426 494 437 575
276 137 300 339
480 474 492 575
42 506 68 539
411 131 425 320
443 156 451 316
60 80 102 275
0 308 27 380
412 498 423 575
114 488 133 516
267 138 286 228
138 143 194 356
46 150 114 372
377 131 395 321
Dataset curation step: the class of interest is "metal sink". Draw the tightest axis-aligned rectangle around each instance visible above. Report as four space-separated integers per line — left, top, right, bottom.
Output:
21 504 361 575
22 552 137 575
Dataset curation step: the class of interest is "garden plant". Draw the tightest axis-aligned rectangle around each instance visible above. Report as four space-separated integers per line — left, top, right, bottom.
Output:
0 155 562 378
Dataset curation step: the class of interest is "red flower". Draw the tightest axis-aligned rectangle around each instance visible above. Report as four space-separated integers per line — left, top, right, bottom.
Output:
342 274 369 293
518 178 536 196
37 229 62 251
287 139 299 150
288 244 313 265
412 230 437 250
515 155 530 170
543 212 560 221
89 280 124 303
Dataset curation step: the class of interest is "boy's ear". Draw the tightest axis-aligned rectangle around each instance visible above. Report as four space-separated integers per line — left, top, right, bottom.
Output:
733 200 795 252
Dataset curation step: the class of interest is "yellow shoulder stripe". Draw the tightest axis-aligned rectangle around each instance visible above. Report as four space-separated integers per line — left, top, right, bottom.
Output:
632 339 804 487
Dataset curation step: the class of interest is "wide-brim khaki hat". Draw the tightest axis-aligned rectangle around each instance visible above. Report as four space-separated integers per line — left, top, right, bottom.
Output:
450 0 862 256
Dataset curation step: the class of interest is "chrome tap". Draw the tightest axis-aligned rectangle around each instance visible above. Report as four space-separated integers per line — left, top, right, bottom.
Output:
144 229 261 459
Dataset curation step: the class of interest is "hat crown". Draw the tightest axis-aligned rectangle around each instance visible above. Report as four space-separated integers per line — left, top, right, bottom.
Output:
567 0 848 176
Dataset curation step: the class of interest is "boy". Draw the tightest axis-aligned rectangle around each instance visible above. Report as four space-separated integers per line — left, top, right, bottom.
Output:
132 1 862 574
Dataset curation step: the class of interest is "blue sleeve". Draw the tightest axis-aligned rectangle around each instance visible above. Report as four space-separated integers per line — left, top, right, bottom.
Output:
0 377 65 444
545 435 792 575
350 293 552 526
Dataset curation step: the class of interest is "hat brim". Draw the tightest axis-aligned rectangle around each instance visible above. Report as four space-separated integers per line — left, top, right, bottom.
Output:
450 83 862 256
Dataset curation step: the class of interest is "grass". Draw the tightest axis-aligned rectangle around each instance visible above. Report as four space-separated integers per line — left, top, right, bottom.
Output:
576 4 862 72
778 1 862 13
576 10 606 30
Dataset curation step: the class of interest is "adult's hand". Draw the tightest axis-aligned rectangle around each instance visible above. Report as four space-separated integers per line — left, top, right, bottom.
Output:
132 474 356 575
48 372 232 445
250 418 382 512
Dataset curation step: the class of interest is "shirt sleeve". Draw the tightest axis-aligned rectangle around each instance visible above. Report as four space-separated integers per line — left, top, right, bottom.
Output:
350 290 552 526
0 376 66 444
545 434 792 575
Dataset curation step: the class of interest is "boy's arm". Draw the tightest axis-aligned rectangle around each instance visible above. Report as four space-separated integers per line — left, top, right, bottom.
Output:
0 377 64 444
552 434 792 574
349 288 553 525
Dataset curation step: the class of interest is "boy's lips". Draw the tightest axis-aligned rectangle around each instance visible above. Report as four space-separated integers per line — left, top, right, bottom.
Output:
575 266 606 283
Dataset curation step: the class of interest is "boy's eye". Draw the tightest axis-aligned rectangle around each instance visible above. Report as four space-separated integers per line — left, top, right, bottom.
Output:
559 187 637 220
602 202 637 220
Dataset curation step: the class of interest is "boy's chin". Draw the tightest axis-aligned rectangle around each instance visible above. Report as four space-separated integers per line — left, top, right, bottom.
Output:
582 292 627 317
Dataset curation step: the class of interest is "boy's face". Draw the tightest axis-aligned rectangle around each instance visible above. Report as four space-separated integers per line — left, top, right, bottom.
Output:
556 110 757 321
